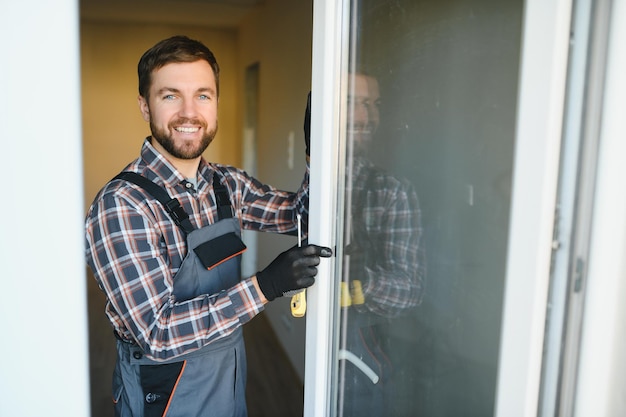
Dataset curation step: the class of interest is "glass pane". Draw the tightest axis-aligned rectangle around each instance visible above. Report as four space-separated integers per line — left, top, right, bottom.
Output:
333 1 524 416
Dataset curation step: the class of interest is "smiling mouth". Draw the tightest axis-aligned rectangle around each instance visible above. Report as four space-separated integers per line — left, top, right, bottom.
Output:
175 126 201 134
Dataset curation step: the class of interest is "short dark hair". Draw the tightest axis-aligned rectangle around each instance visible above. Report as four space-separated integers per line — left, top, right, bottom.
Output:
137 35 220 99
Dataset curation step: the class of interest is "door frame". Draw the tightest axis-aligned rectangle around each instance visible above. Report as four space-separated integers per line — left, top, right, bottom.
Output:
304 1 349 416
1 1 90 416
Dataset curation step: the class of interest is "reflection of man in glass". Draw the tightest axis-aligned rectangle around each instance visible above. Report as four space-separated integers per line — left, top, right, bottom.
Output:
340 72 426 416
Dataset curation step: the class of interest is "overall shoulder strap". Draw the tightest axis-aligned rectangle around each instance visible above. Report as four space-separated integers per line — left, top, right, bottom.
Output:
212 172 233 220
114 172 195 234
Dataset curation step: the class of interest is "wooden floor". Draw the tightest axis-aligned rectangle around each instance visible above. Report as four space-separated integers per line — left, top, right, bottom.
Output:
88 275 303 417
244 312 305 417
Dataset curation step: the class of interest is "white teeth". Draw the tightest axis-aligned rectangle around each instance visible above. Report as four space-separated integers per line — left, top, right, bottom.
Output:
176 126 199 133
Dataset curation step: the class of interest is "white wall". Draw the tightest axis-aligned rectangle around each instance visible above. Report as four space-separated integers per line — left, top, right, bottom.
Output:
0 1 90 416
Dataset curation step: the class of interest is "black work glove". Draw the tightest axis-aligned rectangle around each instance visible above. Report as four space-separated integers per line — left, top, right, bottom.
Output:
257 244 332 301
304 91 311 156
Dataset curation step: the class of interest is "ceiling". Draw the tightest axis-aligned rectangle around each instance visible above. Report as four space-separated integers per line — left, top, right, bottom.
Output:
80 0 265 28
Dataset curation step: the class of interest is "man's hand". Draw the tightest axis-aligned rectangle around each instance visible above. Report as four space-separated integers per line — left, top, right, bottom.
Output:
257 244 332 301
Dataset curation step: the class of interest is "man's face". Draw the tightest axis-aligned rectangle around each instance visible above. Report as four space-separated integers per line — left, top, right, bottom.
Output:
347 73 380 157
138 60 218 161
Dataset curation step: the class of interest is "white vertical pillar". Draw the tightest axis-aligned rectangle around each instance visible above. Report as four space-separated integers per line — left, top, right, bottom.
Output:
495 0 573 416
574 1 626 416
304 0 347 416
0 1 90 416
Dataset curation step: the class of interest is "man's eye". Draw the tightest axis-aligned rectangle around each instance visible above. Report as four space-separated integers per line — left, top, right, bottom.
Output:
199 94 211 100
163 94 176 100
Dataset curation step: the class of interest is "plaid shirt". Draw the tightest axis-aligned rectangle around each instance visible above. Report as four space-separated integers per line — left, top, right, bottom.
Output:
85 138 309 361
348 157 425 318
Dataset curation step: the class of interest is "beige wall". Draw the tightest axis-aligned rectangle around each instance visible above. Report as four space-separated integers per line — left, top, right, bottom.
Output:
238 0 313 381
238 1 312 190
81 22 240 207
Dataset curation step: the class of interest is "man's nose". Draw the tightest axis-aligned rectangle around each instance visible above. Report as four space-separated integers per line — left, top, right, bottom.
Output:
179 97 199 117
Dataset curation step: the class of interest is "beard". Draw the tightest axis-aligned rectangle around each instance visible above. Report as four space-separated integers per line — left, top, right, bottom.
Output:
150 117 218 160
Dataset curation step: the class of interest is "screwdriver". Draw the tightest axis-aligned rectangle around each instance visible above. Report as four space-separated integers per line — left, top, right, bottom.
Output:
290 214 307 317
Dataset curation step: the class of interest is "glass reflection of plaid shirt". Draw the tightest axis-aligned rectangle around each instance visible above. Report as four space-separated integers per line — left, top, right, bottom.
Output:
85 138 308 361
348 157 425 318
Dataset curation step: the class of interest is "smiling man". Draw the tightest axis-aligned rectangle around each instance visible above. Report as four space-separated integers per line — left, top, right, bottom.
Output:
85 35 331 417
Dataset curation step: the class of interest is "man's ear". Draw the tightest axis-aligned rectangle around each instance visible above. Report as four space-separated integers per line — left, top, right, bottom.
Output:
138 95 150 122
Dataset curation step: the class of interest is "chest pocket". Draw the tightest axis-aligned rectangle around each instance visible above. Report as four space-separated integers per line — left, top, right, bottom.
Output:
115 171 247 301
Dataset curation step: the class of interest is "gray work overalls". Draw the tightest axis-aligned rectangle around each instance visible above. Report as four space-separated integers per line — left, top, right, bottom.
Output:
112 172 248 417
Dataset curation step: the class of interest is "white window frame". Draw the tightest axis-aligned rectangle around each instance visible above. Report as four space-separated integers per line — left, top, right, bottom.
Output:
573 1 626 415
305 1 577 417
495 0 574 415
304 0 349 416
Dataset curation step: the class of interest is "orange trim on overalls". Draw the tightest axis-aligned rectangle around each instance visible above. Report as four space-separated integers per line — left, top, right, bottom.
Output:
161 360 187 417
